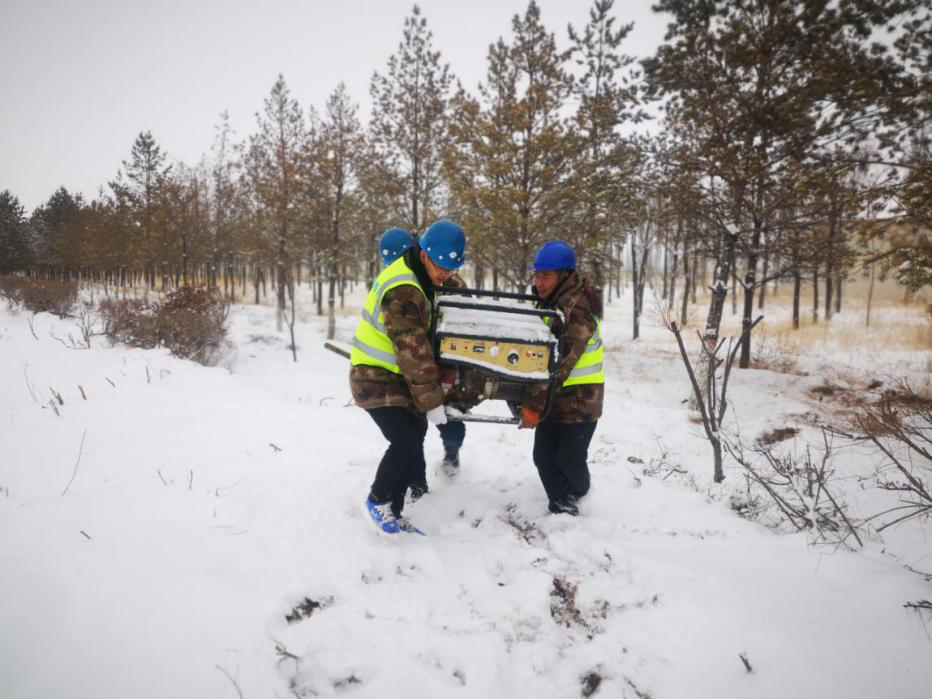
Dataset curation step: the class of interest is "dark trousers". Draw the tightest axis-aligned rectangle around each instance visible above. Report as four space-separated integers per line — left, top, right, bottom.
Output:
406 420 466 484
532 420 598 508
436 421 465 456
366 407 428 515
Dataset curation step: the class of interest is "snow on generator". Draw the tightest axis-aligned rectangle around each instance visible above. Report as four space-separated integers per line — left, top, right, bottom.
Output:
430 288 561 424
325 288 562 425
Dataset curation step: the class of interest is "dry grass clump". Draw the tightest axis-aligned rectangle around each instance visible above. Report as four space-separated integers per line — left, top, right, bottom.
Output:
717 296 931 354
750 334 803 375
100 287 229 365
834 381 931 533
757 427 800 446
0 275 78 317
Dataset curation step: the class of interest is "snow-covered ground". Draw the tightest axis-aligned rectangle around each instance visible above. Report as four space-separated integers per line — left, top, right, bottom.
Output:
1 287 930 699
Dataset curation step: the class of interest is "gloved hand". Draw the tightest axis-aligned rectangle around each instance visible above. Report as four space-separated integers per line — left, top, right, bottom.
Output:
519 408 541 430
426 405 448 425
439 365 457 395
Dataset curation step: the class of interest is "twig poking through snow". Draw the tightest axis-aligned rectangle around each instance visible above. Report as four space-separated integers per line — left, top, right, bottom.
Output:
23 366 38 402
214 665 244 699
78 385 87 400
105 376 115 387
215 479 243 497
80 530 92 540
739 652 753 673
61 429 88 496
269 442 282 453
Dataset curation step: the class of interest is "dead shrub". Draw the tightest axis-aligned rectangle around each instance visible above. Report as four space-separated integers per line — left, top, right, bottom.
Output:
836 382 932 532
100 298 160 349
99 287 229 365
723 430 863 549
155 287 229 364
550 576 586 629
0 275 77 317
751 334 803 375
811 382 843 397
757 427 799 447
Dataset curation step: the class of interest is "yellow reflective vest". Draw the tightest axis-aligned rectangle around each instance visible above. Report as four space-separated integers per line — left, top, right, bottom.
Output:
350 256 430 373
547 315 605 387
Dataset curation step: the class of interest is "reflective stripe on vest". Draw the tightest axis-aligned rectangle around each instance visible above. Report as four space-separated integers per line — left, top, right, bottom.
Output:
350 257 429 373
548 315 604 387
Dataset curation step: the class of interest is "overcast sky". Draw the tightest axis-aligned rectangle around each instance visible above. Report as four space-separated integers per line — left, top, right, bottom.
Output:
1 0 667 212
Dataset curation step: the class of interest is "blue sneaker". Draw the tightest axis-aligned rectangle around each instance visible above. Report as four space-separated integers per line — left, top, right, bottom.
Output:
364 497 426 535
365 497 401 533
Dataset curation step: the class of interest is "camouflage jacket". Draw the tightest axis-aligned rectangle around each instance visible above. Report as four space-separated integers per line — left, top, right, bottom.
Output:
349 252 465 413
526 271 604 423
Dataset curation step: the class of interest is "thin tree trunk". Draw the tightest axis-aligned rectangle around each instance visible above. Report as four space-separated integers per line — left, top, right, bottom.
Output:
758 248 769 310
668 224 680 312
812 266 819 324
680 237 690 327
661 236 669 301
793 268 801 330
739 217 764 369
730 246 737 316
632 238 640 340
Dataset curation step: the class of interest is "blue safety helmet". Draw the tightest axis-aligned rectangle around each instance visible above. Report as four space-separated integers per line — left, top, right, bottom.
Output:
532 241 576 270
378 227 414 265
419 220 466 270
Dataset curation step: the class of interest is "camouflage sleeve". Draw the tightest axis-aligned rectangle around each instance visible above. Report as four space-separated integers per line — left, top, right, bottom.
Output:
526 381 550 415
381 285 444 413
525 306 596 415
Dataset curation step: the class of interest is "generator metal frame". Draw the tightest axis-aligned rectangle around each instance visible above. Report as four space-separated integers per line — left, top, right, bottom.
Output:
431 287 562 424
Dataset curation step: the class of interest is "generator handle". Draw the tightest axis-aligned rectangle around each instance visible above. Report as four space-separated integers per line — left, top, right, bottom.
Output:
436 299 561 321
436 287 538 302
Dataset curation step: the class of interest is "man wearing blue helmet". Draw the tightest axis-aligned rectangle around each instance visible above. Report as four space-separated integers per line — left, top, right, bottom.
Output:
376 226 470 482
349 220 468 534
378 227 414 265
520 241 604 516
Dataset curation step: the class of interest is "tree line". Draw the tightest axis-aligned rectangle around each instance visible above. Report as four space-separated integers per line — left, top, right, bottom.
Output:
1 0 929 359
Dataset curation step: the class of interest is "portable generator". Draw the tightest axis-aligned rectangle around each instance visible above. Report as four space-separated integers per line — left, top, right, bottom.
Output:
325 288 562 424
431 288 562 424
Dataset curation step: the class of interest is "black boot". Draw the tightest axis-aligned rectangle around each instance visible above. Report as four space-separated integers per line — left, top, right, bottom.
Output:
548 496 579 516
409 480 429 501
441 450 460 477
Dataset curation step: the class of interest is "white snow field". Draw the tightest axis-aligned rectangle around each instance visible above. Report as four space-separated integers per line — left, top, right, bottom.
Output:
1 287 930 699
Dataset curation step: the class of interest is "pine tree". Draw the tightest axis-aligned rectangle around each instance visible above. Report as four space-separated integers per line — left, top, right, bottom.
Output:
109 131 173 289
370 4 454 232
314 83 364 341
0 190 30 273
445 0 581 288
208 111 238 294
30 187 85 274
645 0 917 366
248 75 308 332
568 0 642 284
